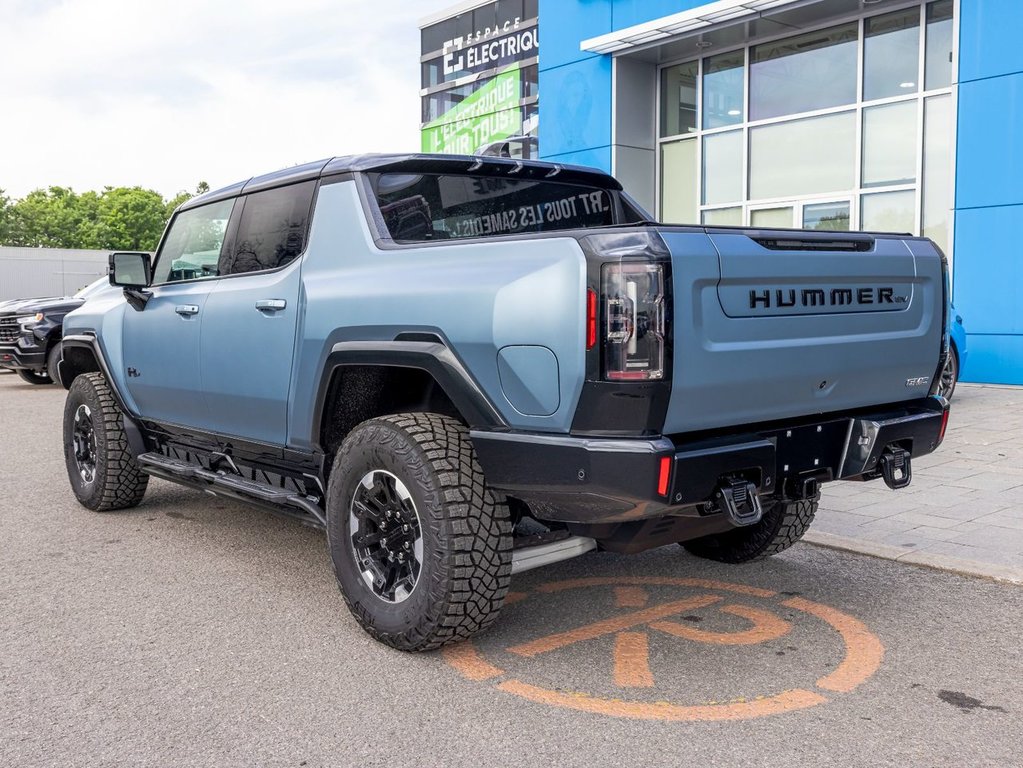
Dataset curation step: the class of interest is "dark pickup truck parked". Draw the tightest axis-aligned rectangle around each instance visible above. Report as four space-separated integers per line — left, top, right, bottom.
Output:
0 278 110 385
59 154 951 651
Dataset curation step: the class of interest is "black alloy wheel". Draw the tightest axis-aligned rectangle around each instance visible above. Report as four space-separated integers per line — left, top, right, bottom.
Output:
71 403 98 485
349 469 424 603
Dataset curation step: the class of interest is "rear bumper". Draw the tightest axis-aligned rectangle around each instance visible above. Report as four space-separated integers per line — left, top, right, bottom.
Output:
471 396 949 524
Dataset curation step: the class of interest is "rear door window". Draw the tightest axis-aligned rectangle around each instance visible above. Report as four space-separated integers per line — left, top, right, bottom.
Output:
369 173 616 241
218 181 316 276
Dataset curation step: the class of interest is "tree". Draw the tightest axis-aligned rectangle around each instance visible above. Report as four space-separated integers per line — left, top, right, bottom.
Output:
95 187 169 251
6 187 95 248
0 189 11 244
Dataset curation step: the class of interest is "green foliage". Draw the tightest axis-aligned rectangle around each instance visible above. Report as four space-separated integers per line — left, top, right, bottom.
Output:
0 182 209 250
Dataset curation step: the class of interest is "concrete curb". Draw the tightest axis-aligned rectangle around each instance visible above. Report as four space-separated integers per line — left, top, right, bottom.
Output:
803 531 1023 586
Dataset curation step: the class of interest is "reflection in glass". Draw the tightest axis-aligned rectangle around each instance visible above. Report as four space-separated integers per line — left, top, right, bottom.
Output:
864 9 921 101
923 95 953 255
661 61 698 137
926 0 954 91
862 101 918 187
750 24 857 120
751 207 793 229
750 112 856 200
660 139 698 224
703 52 744 129
702 207 743 226
702 130 743 205
862 190 915 233
803 202 850 231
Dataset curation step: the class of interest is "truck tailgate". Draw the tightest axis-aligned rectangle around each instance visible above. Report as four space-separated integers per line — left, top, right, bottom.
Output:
660 228 945 435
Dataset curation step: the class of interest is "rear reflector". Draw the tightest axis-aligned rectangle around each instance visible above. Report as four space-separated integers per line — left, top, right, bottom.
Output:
586 289 597 350
938 408 950 444
657 456 672 497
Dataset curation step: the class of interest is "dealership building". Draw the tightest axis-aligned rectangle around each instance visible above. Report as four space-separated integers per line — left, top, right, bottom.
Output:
423 0 1021 385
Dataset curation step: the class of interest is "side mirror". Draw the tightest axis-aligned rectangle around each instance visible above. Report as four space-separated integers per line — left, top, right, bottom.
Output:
109 252 152 288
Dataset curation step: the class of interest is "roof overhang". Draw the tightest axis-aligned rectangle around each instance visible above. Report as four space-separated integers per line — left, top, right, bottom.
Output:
581 0 810 54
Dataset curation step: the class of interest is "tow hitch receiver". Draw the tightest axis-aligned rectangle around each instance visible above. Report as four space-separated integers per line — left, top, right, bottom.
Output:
880 446 912 489
716 479 764 527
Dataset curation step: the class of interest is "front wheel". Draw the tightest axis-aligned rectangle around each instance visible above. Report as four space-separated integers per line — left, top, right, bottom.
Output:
682 496 818 564
17 368 52 385
326 413 512 651
47 342 63 386
63 372 149 511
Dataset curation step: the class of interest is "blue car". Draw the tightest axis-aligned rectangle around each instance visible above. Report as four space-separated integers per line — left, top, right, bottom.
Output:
940 303 968 399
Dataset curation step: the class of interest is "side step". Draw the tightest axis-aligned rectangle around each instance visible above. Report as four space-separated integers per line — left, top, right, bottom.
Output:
137 452 326 528
511 535 597 575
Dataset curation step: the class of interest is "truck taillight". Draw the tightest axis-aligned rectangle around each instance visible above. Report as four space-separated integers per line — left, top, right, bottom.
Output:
601 262 666 381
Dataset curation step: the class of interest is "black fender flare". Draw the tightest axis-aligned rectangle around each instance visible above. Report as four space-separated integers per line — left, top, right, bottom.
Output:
311 340 508 449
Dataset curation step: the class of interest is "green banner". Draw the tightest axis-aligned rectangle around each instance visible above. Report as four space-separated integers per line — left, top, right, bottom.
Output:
421 64 522 154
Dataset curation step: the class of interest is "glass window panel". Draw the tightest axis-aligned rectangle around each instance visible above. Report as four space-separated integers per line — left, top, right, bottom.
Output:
862 101 919 187
660 139 698 224
702 130 743 205
749 111 855 200
861 190 916 233
661 61 699 137
222 181 317 275
750 24 857 120
702 207 743 226
923 94 953 254
864 9 921 101
803 202 850 231
703 52 744 129
926 0 954 90
751 207 793 228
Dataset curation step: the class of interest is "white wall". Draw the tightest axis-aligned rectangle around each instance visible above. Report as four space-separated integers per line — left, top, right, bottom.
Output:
0 247 109 301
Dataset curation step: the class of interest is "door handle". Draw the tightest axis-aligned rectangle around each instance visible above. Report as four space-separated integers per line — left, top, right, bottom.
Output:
175 305 199 316
255 299 287 312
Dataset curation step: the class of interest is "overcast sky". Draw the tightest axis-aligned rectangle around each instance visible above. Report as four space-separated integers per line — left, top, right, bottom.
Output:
0 0 454 199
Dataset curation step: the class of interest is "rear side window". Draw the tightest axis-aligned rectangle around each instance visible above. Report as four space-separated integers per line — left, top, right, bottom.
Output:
369 173 616 242
218 180 316 276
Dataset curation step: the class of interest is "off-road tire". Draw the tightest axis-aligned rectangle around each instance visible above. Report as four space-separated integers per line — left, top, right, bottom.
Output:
326 413 512 651
63 372 149 511
46 342 63 386
682 496 818 563
17 368 52 385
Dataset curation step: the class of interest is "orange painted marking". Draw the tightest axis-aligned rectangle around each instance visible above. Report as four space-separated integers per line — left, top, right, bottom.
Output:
651 604 792 646
442 642 505 682
613 632 654 688
784 597 884 693
496 680 827 722
536 576 777 599
504 591 529 606
507 595 722 658
614 586 649 608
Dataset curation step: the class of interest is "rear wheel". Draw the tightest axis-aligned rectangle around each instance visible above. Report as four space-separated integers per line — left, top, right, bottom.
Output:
17 368 52 385
63 373 149 511
682 496 818 563
326 413 512 651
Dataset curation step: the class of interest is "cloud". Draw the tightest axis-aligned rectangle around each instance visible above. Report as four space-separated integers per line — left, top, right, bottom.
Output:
0 0 452 198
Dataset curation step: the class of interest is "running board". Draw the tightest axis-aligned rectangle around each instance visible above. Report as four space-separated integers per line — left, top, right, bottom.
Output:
511 536 597 575
137 452 326 528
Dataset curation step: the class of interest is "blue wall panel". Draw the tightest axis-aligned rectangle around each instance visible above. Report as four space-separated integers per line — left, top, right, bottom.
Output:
538 55 613 161
610 0 707 29
952 205 1023 337
538 0 612 71
954 1 1023 383
955 72 1023 210
958 0 1023 82
537 145 613 173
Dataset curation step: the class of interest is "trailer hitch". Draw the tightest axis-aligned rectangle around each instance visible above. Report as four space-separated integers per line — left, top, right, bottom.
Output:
879 445 912 489
715 478 764 527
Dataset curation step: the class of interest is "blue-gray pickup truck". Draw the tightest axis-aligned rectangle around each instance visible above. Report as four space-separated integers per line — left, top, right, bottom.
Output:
59 154 951 650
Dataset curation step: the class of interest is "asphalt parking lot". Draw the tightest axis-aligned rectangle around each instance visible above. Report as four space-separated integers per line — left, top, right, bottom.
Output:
2 373 1021 767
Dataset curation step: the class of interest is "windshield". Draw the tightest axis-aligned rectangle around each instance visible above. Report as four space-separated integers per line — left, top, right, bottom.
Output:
369 172 617 242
